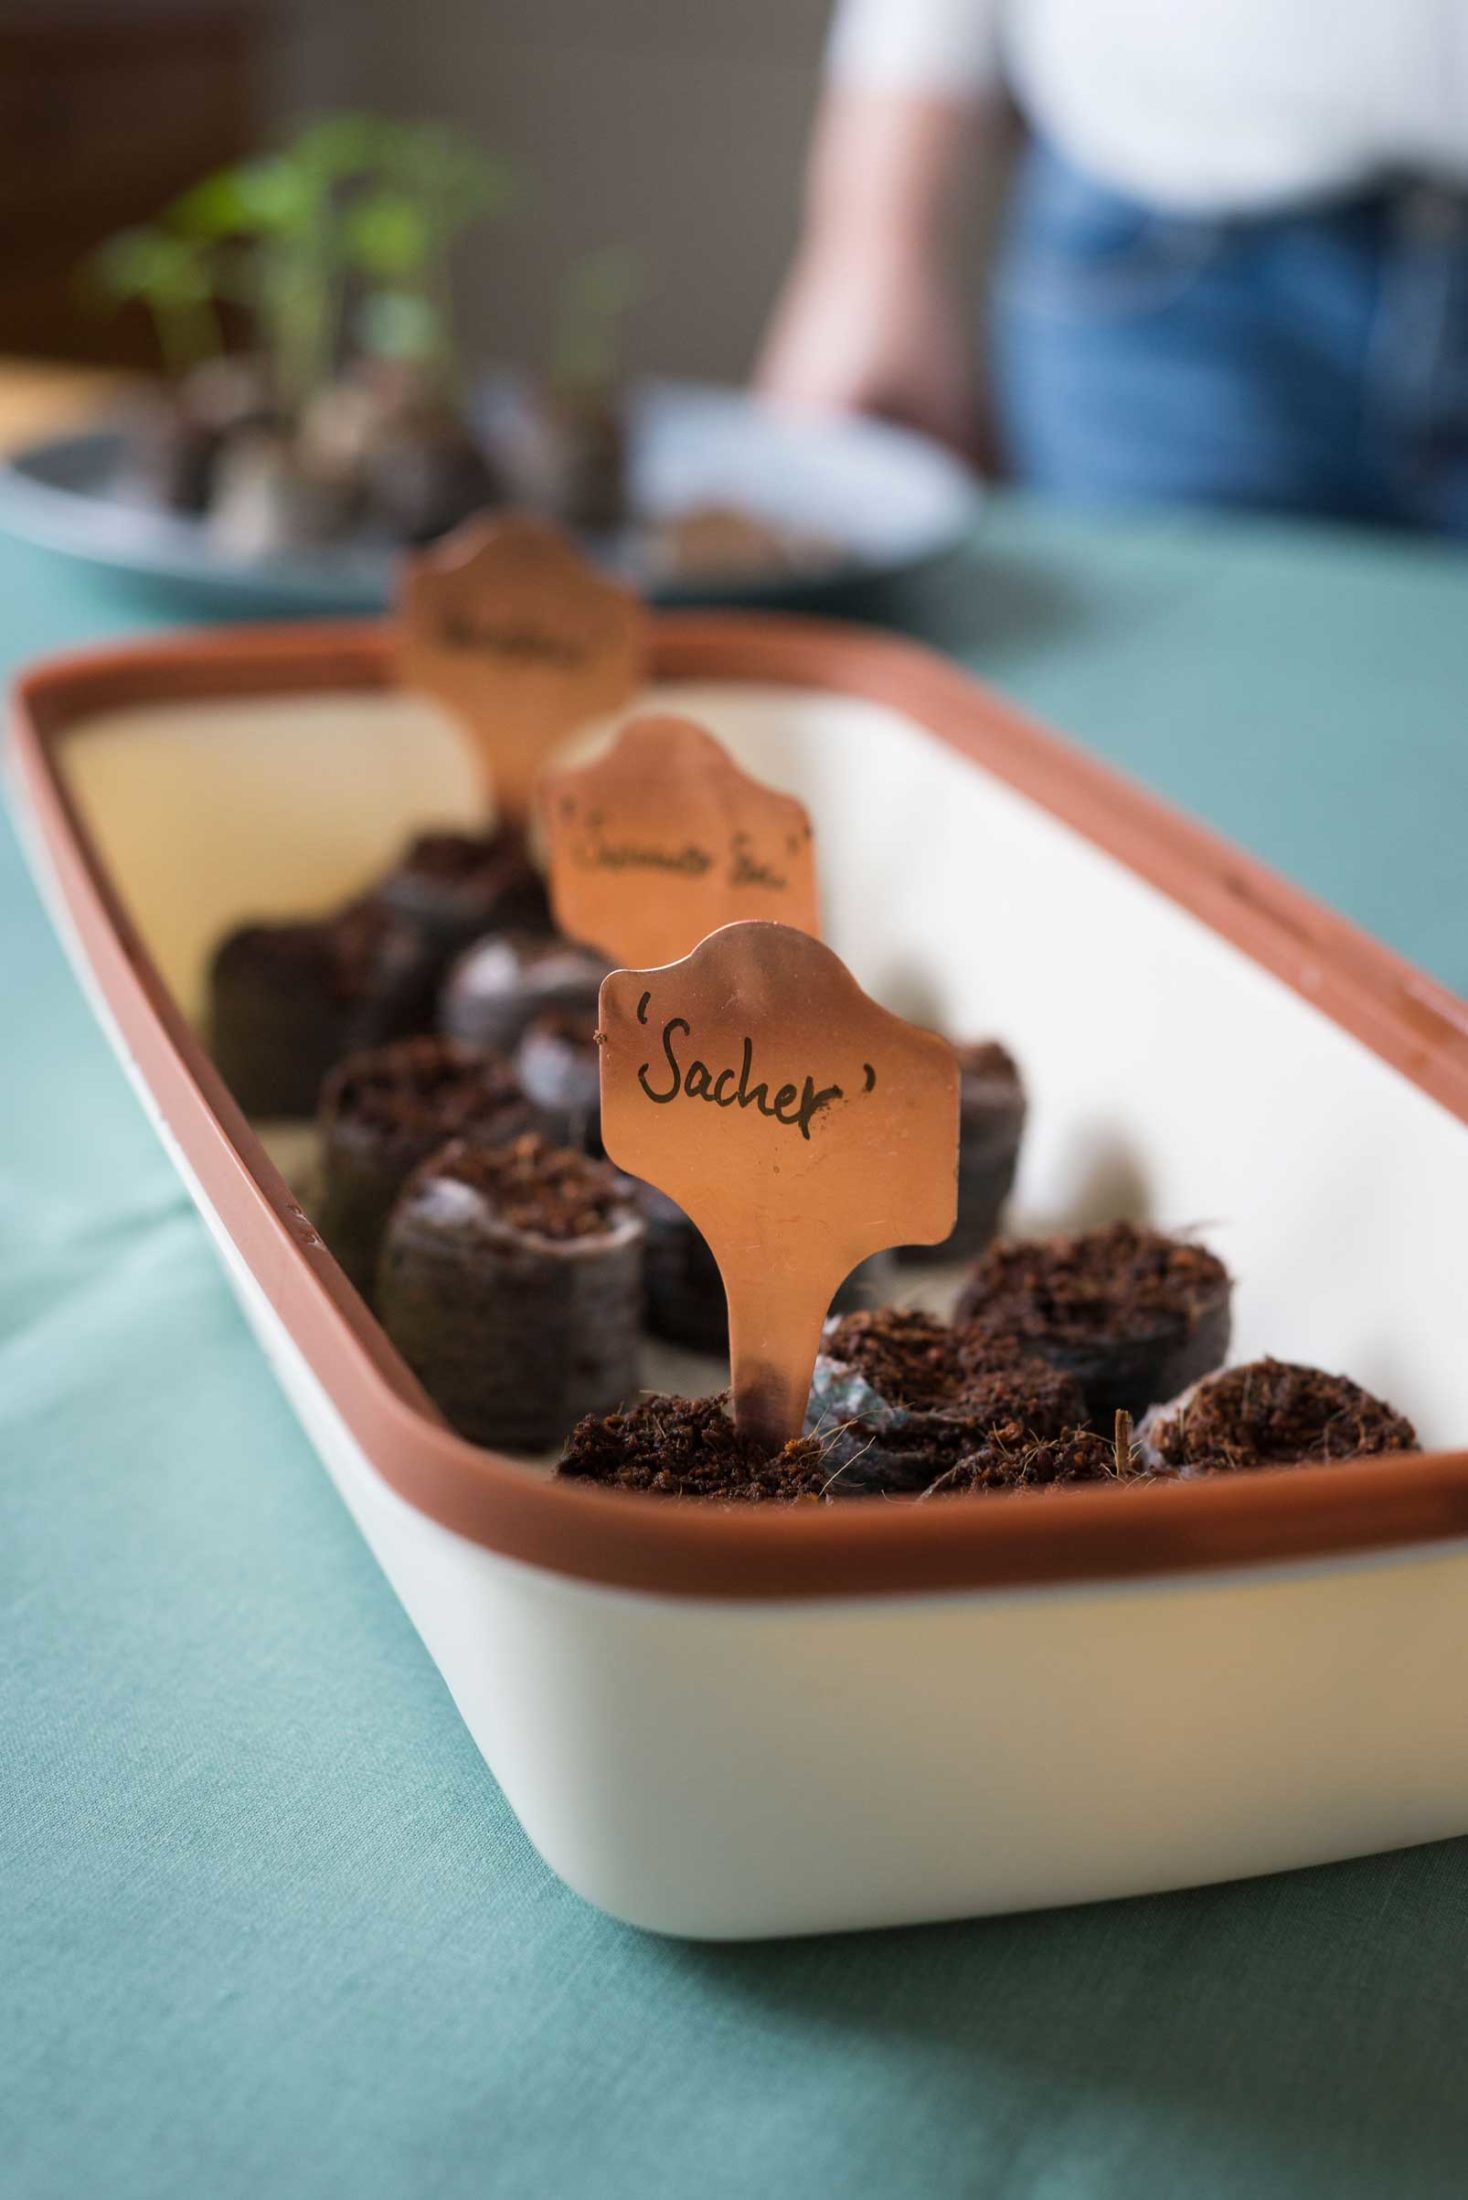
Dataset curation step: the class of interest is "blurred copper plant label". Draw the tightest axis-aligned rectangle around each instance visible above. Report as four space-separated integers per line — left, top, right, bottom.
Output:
542 714 820 967
397 513 645 826
599 922 959 1447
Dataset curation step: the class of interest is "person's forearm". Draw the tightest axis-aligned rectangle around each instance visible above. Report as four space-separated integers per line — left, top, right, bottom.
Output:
798 84 983 261
756 73 988 449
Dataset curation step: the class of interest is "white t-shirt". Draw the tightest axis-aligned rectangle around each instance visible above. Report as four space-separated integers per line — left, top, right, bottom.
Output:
828 0 1468 211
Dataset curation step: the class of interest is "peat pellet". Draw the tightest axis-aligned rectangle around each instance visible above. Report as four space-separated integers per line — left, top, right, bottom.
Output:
922 1421 1158 1497
806 1307 1087 1493
516 1010 602 1153
440 931 611 1057
559 1392 840 1502
208 897 438 1120
957 1221 1232 1426
1138 1358 1418 1476
899 1041 1025 1264
378 1134 643 1452
376 826 551 956
317 1035 539 1296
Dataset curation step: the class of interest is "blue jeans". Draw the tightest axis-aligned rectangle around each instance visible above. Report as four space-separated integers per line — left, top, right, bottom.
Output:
990 143 1468 533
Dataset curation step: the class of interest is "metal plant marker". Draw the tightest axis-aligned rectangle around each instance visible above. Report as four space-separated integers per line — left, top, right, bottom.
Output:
599 921 959 1449
398 512 645 827
541 712 819 967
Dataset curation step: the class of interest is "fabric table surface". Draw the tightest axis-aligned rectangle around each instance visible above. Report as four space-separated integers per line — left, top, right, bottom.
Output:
5 508 1468 2200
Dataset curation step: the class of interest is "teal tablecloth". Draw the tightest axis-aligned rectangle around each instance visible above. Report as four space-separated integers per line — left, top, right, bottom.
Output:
6 512 1468 2200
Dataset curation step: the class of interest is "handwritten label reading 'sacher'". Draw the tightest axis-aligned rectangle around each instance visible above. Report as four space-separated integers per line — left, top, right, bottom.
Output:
599 923 959 1447
398 514 644 827
543 716 819 970
636 1003 847 1140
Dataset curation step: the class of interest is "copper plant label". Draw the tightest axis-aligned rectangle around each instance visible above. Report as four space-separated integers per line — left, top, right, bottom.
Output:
542 714 819 967
599 922 959 1446
398 513 645 826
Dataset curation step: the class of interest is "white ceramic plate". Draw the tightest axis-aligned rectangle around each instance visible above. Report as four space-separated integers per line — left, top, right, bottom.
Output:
0 379 981 615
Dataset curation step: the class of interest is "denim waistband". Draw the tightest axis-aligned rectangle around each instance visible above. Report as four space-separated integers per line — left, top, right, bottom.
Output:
1028 139 1468 242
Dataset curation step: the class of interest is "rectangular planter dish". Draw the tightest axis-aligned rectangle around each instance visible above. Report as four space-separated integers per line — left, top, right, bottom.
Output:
10 613 1468 1940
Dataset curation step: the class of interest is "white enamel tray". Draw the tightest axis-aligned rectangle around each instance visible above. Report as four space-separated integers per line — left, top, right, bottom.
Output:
11 613 1468 1938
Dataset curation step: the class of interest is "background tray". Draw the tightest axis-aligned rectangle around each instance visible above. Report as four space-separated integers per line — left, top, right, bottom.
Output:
0 380 981 616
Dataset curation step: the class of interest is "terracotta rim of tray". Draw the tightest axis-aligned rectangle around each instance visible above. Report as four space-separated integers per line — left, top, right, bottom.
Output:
11 613 1468 1601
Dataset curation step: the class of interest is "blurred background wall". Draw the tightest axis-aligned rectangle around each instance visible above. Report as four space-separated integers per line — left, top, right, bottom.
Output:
2 0 830 383
287 0 832 383
3 0 1005 384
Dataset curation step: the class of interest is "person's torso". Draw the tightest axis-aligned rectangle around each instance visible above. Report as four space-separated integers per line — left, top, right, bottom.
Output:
1006 0 1468 210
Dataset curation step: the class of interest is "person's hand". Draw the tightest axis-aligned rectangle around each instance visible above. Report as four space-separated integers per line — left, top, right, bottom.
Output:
755 234 982 458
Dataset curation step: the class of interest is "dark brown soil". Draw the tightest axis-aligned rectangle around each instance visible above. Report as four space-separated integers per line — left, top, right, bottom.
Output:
924 1418 1155 1496
321 1034 533 1158
959 1221 1229 1345
821 1308 963 1408
1148 1359 1418 1472
399 830 519 884
820 1307 1086 1438
807 1311 1088 1493
424 1133 629 1241
955 1222 1233 1424
383 826 551 933
952 1343 1089 1444
559 1393 838 1501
